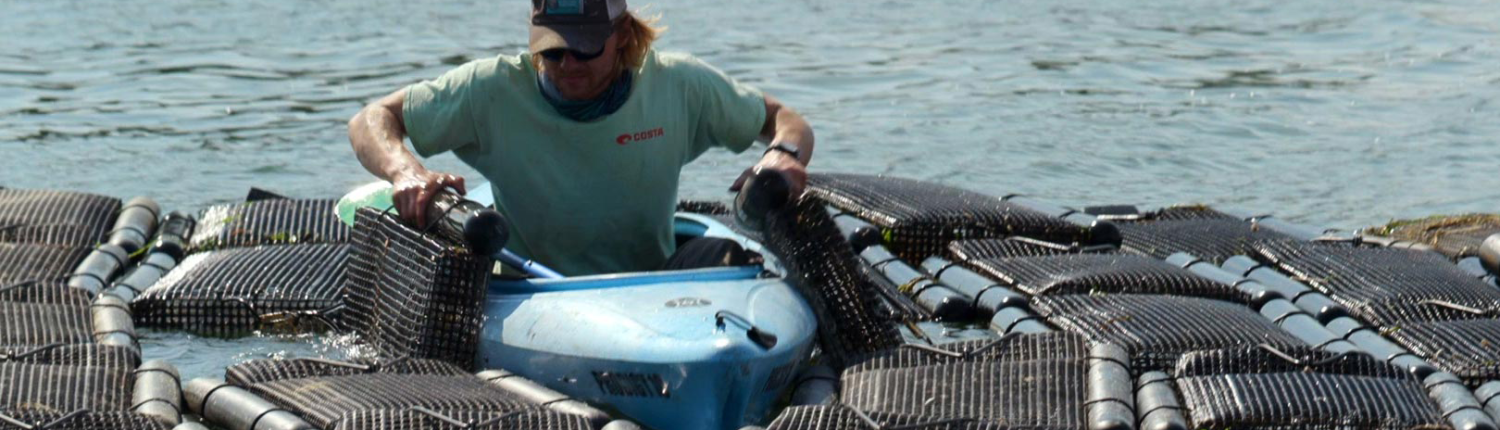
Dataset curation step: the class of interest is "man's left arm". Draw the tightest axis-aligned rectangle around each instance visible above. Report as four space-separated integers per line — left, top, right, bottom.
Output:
729 94 815 197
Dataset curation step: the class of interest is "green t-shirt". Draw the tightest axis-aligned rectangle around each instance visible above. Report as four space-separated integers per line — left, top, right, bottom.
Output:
403 50 766 276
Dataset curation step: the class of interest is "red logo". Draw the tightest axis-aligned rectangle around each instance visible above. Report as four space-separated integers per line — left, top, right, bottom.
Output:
616 127 664 145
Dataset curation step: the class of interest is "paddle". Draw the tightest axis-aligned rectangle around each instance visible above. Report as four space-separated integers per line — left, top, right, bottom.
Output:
335 182 563 278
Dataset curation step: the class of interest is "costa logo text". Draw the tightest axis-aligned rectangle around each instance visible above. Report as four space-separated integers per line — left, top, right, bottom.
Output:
616 127 665 145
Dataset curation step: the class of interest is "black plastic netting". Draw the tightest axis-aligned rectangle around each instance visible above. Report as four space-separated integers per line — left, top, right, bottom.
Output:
1389 319 1500 382
1253 239 1500 324
0 344 141 370
0 411 169 430
1177 372 1444 429
189 199 350 252
962 254 1246 301
132 243 349 333
947 238 1080 261
759 197 902 367
330 408 594 430
226 358 470 387
245 374 531 429
0 302 93 345
342 208 491 368
0 363 132 413
0 244 91 284
1030 295 1303 371
1173 346 1410 379
1118 218 1290 264
677 200 731 215
1374 214 1500 259
0 281 93 306
839 359 1085 428
843 332 1087 375
0 189 120 247
765 405 1040 430
1143 206 1237 222
806 173 1090 261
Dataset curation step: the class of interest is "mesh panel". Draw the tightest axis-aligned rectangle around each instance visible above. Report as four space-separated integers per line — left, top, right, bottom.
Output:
1146 206 1237 221
0 344 141 370
807 173 1089 261
0 363 132 413
132 243 349 333
226 358 470 387
0 189 120 246
343 208 491 368
844 332 1087 375
1118 218 1290 263
759 198 902 366
963 254 1246 301
0 281 93 306
840 359 1085 428
189 199 350 252
0 411 169 430
0 243 92 284
676 200 730 215
1177 372 1445 430
947 238 1075 261
247 374 529 429
1389 319 1500 382
0 224 108 248
766 405 1037 430
330 408 594 430
1030 295 1304 371
0 302 93 345
1375 214 1500 259
1174 346 1408 379
1253 239 1500 324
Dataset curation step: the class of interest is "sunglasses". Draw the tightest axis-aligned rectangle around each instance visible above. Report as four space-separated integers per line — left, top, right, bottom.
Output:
538 47 605 63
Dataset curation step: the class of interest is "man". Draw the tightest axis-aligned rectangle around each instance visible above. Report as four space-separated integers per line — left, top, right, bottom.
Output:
348 0 814 276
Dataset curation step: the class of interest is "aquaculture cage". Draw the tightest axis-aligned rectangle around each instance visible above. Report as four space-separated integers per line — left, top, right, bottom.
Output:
959 253 1245 301
0 189 121 247
131 243 350 334
189 198 350 252
1371 214 1500 259
1117 217 1293 264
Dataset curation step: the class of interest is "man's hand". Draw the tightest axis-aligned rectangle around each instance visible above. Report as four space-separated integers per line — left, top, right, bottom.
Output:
730 150 806 202
391 169 466 228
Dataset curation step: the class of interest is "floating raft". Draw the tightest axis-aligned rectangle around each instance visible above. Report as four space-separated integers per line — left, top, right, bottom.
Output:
5 174 1500 430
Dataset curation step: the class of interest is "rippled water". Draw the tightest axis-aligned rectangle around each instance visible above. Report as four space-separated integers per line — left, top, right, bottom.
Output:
4 0 1499 379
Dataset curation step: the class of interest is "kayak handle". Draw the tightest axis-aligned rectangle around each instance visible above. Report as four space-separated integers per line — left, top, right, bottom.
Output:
716 310 778 350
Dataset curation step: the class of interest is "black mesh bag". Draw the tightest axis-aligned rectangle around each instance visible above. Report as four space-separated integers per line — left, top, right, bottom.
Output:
947 238 1080 261
0 344 141 370
0 363 132 413
1388 319 1500 383
0 280 93 306
843 332 1087 375
330 408 593 430
1143 206 1237 222
676 200 731 215
1118 218 1291 263
0 411 169 430
342 208 491 368
1253 239 1500 324
1176 372 1444 430
962 254 1246 301
1030 295 1304 371
226 357 470 387
807 173 1090 261
0 189 120 246
1173 345 1410 379
0 243 91 284
132 243 350 334
245 374 530 429
839 359 1086 428
1373 214 1500 259
189 199 350 252
0 302 93 345
759 197 903 367
765 405 1035 430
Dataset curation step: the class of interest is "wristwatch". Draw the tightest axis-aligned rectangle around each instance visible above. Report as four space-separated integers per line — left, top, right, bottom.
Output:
763 141 801 160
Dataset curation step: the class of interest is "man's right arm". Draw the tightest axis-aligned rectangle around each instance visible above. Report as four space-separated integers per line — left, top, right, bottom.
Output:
348 88 466 227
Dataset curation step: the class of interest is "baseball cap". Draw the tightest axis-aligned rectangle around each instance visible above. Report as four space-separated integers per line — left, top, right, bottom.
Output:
530 0 628 56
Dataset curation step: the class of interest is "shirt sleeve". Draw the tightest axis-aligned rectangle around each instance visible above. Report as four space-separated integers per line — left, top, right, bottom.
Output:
402 61 482 158
682 56 767 157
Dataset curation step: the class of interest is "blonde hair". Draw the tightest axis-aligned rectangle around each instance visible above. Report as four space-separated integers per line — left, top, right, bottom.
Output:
532 11 665 73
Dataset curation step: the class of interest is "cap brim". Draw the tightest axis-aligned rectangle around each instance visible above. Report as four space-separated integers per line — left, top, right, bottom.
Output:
530 22 615 55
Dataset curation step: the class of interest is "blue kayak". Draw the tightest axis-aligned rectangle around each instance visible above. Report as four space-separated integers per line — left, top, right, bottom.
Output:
466 187 818 430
